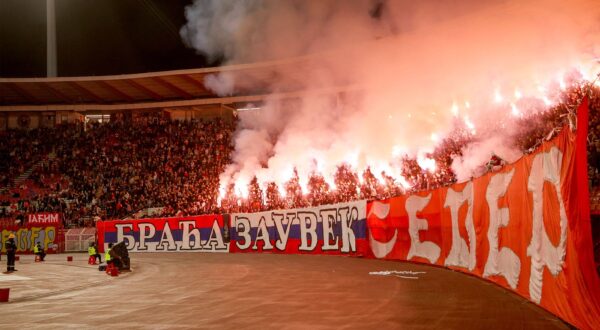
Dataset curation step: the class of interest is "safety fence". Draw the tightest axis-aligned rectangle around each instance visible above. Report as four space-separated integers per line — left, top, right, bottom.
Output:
64 227 97 252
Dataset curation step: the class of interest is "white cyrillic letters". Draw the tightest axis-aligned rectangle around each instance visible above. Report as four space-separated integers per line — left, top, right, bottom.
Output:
156 222 176 251
298 212 318 251
406 194 441 263
444 182 476 271
527 147 567 303
483 169 520 289
273 213 295 250
205 219 228 251
180 220 203 250
339 207 357 253
137 223 156 251
320 209 339 251
115 223 135 249
368 202 396 259
253 216 273 250
235 217 252 250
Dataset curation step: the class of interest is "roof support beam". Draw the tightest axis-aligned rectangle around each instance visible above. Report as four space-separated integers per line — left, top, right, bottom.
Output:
153 77 194 98
70 82 104 103
97 81 135 102
126 79 163 100
6 83 40 104
44 83 72 103
178 74 206 92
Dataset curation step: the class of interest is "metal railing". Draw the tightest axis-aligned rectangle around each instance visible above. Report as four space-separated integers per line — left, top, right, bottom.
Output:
64 227 97 252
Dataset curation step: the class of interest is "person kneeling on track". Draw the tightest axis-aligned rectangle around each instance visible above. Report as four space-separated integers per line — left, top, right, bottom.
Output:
89 242 102 263
106 243 123 270
34 242 46 261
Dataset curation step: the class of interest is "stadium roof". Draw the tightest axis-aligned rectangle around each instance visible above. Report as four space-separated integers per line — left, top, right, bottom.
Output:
0 58 335 111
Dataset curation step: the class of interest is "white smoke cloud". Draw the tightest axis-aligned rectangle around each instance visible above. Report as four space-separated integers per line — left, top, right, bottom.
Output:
181 0 600 192
451 135 523 182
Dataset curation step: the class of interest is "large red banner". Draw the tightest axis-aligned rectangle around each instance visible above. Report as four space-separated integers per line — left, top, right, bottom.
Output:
367 100 600 329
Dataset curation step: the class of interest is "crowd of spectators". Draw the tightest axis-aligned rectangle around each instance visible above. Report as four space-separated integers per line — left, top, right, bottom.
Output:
0 83 598 224
0 112 234 225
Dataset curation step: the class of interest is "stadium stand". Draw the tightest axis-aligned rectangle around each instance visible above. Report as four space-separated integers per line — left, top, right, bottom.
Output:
0 86 599 220
0 76 598 270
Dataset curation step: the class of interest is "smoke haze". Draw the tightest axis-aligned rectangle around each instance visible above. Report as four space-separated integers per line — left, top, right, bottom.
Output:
181 0 600 191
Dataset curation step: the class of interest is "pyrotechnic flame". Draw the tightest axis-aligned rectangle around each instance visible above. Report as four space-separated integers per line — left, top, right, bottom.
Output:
451 102 459 116
397 175 412 190
514 89 522 99
494 88 504 103
536 84 546 94
391 145 406 157
510 103 521 117
325 176 337 190
463 115 476 134
278 185 287 198
236 184 249 199
430 133 439 142
218 185 226 200
558 73 566 90
417 154 437 173
299 178 308 195
345 150 360 169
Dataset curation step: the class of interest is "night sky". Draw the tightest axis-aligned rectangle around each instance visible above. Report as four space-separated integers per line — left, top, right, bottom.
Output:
0 0 214 78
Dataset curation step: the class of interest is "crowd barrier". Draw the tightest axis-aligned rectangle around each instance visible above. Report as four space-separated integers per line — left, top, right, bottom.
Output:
96 100 600 328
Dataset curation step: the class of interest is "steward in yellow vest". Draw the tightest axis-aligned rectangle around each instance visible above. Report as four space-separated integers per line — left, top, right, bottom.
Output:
89 243 102 263
105 243 113 264
34 242 46 261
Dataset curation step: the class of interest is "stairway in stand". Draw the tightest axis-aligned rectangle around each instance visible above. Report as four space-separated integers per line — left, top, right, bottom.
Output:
10 152 55 189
